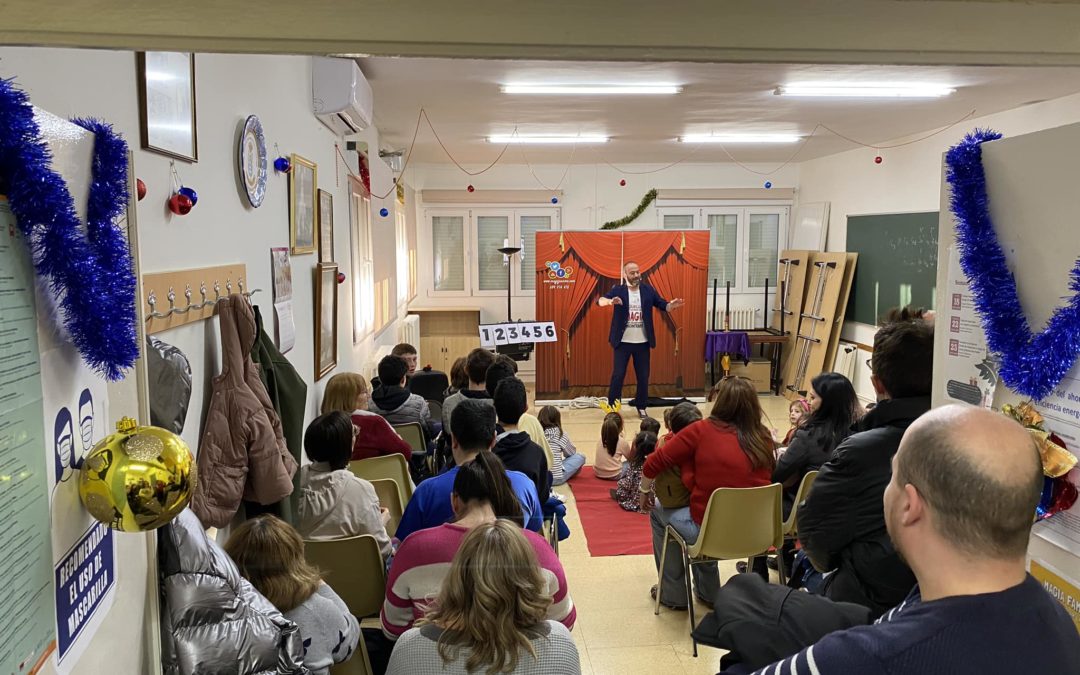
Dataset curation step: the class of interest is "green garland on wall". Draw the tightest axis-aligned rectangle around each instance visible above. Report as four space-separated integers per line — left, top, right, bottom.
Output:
601 188 658 230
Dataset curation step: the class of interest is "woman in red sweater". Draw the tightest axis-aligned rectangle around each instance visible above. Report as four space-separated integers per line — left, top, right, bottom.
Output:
321 372 413 461
640 377 775 609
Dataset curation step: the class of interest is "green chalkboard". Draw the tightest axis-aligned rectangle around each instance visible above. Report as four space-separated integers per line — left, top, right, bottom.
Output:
845 212 939 326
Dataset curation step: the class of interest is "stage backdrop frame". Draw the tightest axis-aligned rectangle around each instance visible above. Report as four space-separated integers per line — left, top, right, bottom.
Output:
534 230 709 398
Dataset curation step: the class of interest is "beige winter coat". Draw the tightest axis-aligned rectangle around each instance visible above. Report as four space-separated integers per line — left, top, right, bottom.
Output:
192 295 298 528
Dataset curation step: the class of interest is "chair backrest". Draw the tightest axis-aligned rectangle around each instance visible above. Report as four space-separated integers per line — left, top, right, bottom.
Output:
689 483 783 560
426 399 443 421
409 370 449 403
393 422 426 454
370 478 403 538
330 635 374 675
349 453 413 504
783 470 819 536
304 535 386 619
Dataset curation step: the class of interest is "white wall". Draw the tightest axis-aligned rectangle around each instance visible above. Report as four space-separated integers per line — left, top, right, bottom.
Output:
0 46 403 673
407 161 799 373
798 91 1080 399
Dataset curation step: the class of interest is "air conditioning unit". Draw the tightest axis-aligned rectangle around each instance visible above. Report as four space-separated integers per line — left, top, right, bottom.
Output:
312 57 373 136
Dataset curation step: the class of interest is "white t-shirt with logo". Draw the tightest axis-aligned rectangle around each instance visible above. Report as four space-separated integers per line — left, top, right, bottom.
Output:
621 287 648 343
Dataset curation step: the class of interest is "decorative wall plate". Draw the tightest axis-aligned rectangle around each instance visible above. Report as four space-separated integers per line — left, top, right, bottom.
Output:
238 115 267 207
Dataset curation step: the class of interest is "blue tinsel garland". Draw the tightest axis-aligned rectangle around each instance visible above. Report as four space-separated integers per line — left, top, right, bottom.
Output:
0 78 137 380
946 129 1080 400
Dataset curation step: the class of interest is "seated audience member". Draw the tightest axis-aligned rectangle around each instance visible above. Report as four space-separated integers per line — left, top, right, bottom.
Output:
396 400 542 541
612 430 658 512
225 515 360 675
641 377 775 609
382 452 575 640
799 311 932 616
492 378 551 504
321 372 413 461
725 405 1080 674
651 402 702 508
442 348 497 429
781 398 810 446
386 520 581 675
445 356 468 397
593 411 630 480
485 359 555 466
369 355 435 441
539 405 585 485
296 411 393 559
393 342 419 378
774 372 859 512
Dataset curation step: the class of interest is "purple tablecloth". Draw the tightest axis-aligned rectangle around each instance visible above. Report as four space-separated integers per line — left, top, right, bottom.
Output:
705 331 751 365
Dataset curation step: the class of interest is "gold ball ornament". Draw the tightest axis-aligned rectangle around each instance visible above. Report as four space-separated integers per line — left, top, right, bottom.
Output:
78 417 197 532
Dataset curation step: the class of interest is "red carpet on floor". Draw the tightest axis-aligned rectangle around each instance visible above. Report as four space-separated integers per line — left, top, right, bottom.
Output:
569 466 654 557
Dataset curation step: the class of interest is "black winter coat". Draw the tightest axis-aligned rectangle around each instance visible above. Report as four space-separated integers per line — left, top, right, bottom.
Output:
798 396 930 617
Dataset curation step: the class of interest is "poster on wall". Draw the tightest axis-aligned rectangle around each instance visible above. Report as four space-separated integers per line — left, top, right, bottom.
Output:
271 247 295 353
1030 372 1080 557
0 199 55 675
940 247 998 408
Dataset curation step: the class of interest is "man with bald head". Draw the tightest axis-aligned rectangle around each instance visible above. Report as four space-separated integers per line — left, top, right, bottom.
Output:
596 260 684 418
730 405 1079 674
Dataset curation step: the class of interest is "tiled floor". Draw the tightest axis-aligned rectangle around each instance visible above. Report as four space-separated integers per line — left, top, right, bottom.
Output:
540 393 793 675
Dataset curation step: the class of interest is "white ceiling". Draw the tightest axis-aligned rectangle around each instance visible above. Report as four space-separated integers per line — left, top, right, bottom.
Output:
358 57 1080 166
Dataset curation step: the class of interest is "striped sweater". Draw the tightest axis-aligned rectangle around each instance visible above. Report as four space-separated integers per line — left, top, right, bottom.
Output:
380 523 576 640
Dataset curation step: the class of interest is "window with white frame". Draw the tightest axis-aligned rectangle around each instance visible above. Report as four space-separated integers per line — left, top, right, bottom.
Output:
657 204 789 293
349 184 375 342
427 207 559 296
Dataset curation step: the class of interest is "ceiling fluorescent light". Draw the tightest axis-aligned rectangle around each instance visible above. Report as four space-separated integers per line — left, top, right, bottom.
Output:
501 84 680 95
776 82 955 98
487 135 609 144
680 133 801 144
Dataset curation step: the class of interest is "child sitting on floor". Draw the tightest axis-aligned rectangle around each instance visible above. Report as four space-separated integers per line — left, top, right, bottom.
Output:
611 430 658 512
639 415 661 437
538 405 586 485
593 412 629 480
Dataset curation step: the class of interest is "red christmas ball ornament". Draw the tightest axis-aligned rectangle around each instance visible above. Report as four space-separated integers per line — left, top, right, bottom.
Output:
336 272 346 284
168 193 194 216
619 179 627 187
136 178 147 201
874 155 883 165
467 184 475 193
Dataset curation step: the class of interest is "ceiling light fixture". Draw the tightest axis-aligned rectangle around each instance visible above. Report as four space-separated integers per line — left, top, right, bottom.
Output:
775 82 955 98
487 135 609 144
679 133 801 144
501 84 681 95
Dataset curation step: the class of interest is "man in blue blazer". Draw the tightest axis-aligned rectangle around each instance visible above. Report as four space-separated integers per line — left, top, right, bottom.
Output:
597 261 684 417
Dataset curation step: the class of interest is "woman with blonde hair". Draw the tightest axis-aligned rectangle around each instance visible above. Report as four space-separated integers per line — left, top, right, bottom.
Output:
640 376 776 609
386 520 580 674
322 372 412 461
224 514 360 675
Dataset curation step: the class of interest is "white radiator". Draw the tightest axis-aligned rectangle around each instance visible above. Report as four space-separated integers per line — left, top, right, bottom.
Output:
724 308 758 330
399 314 420 349
833 343 858 380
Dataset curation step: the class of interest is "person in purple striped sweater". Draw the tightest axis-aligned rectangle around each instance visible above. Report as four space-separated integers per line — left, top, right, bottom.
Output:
381 451 575 641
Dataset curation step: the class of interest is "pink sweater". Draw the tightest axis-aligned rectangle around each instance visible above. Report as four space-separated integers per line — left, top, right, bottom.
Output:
380 523 576 639
593 437 630 480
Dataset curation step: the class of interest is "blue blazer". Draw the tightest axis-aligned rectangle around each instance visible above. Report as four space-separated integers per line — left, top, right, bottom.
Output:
603 283 670 349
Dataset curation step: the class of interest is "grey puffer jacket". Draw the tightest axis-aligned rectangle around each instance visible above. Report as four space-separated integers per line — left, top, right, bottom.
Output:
160 510 309 675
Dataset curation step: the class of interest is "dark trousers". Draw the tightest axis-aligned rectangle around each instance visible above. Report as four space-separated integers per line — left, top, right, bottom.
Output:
608 341 651 408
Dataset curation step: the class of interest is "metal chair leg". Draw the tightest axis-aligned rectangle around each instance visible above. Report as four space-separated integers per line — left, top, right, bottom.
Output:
655 526 670 615
686 557 698 657
777 547 787 585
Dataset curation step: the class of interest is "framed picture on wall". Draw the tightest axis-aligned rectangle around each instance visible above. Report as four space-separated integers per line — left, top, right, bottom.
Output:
318 189 335 263
289 155 317 254
314 263 339 380
136 52 198 162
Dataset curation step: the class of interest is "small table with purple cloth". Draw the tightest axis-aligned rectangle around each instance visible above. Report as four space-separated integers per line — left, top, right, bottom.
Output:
705 330 788 394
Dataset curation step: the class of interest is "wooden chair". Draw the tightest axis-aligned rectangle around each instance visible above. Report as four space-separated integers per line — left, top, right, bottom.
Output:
304 535 386 620
369 478 403 538
349 453 413 506
655 483 784 656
